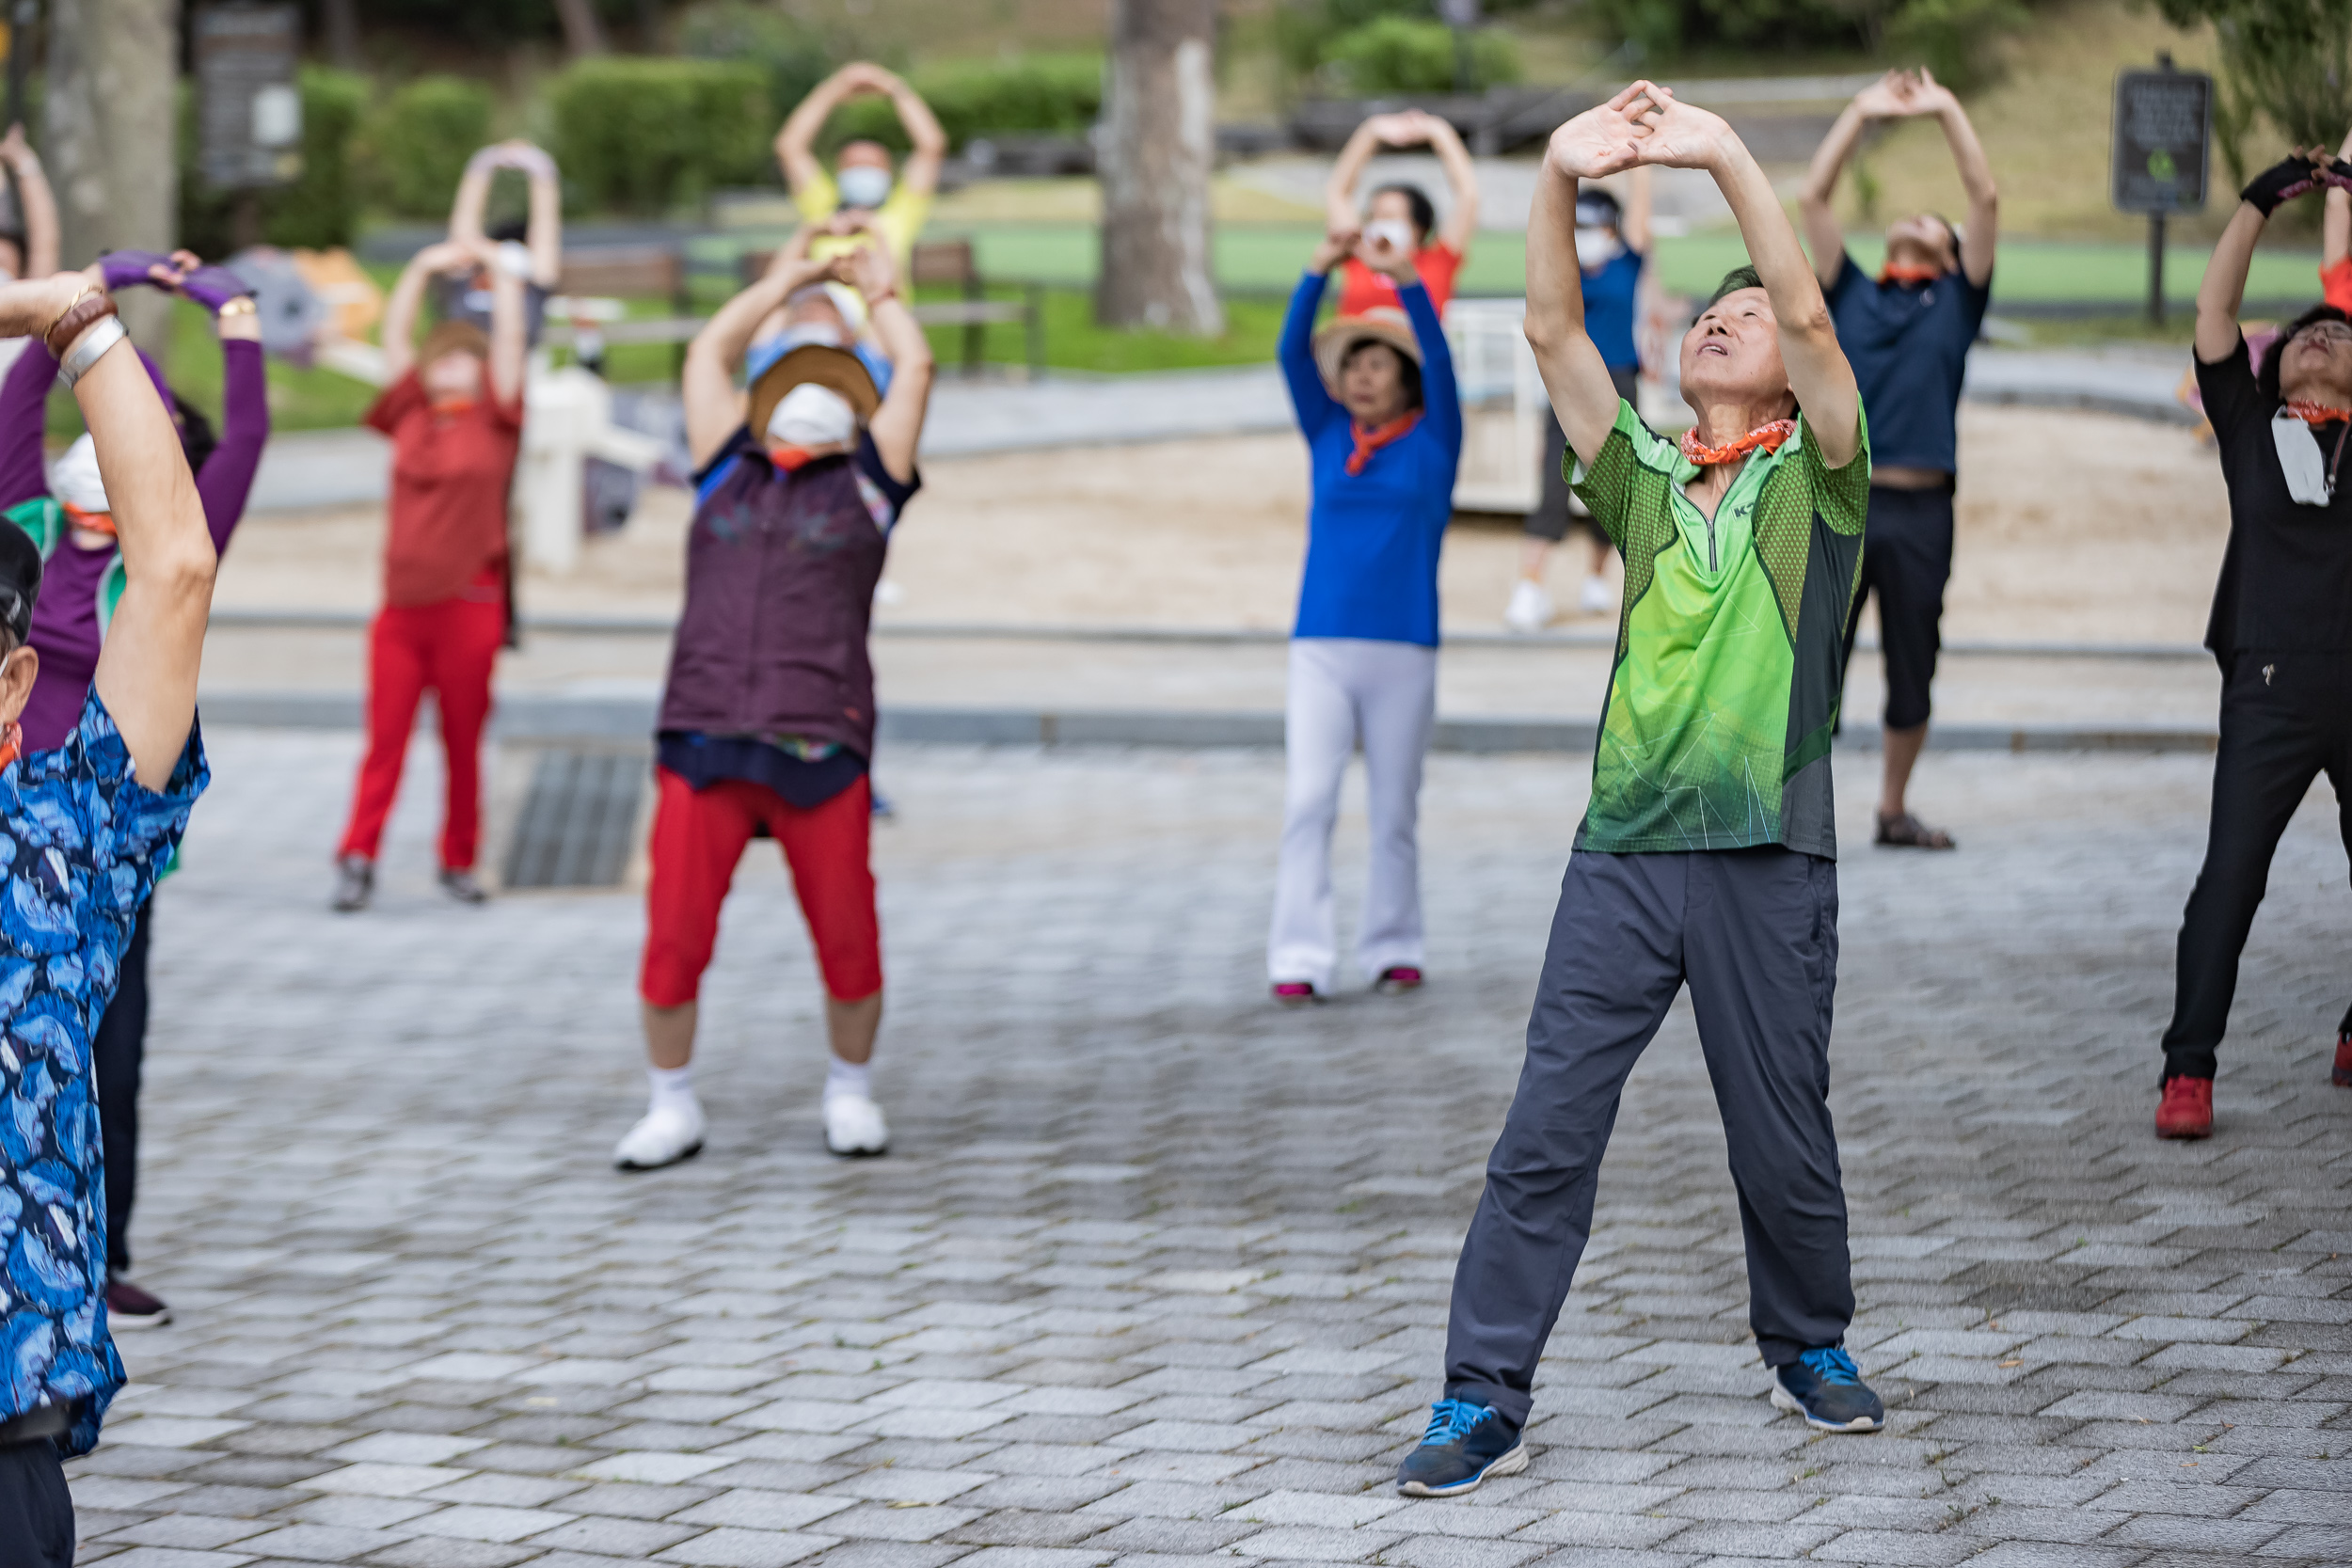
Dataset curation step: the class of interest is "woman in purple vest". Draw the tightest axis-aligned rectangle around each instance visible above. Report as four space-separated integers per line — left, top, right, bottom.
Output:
0 250 264 1331
614 220 932 1171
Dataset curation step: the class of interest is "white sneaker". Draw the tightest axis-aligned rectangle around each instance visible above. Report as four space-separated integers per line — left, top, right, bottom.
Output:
613 1099 706 1171
1580 576 1616 614
823 1092 889 1157
1504 578 1552 633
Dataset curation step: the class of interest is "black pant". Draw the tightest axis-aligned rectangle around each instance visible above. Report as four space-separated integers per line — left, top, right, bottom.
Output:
1841 484 1953 733
96 902 151 1275
0 1440 73 1568
1525 365 1639 543
1444 847 1852 1424
2163 652 2352 1081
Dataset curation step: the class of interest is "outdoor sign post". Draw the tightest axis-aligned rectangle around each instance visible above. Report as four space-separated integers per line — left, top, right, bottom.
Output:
1436 0 1481 96
195 2 305 248
2112 53 2211 327
0 0 34 245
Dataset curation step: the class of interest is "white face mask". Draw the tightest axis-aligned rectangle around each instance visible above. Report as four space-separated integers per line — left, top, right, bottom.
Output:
1578 227 1623 264
50 433 110 515
1363 218 1416 257
836 165 894 210
769 383 858 450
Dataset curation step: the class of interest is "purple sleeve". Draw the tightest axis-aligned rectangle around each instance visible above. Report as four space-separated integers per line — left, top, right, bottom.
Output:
0 342 59 510
197 339 269 554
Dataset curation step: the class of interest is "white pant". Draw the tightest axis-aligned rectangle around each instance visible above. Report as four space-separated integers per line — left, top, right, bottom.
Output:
1268 638 1438 991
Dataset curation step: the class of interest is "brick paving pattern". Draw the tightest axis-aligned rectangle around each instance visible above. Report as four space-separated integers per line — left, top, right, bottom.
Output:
69 730 2352 1567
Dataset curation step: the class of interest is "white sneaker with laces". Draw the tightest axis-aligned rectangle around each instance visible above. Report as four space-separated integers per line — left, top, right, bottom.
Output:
613 1099 707 1171
823 1092 889 1157
1504 579 1552 633
1580 576 1616 614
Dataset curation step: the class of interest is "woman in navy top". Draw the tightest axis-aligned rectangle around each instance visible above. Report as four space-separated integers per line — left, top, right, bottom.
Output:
1268 226 1461 1005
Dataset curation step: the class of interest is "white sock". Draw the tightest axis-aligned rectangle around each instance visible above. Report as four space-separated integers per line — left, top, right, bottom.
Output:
825 1056 872 1102
647 1065 697 1116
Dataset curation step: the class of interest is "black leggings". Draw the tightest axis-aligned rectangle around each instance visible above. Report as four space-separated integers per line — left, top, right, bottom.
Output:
96 902 151 1275
2162 652 2352 1080
0 1439 73 1568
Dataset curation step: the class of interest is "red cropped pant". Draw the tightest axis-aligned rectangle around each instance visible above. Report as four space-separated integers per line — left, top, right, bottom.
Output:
337 594 504 870
639 766 882 1007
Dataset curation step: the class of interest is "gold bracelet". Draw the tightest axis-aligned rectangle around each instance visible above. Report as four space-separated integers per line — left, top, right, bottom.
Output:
217 297 258 318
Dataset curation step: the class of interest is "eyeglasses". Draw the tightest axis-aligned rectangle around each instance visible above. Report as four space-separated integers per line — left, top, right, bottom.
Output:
2295 322 2352 345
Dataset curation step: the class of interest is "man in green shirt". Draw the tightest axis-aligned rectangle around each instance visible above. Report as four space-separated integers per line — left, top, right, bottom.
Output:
1397 83 1881 1499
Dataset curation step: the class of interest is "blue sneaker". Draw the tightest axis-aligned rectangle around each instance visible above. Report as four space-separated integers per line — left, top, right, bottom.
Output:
1394 1399 1527 1497
1771 1345 1884 1433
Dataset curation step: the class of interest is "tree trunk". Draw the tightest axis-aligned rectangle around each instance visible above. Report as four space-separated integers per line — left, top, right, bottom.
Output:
552 0 608 58
321 0 362 69
1096 0 1222 335
44 0 178 357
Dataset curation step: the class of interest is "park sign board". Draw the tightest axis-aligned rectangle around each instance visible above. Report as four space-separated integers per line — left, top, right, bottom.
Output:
2112 66 2211 214
196 3 304 190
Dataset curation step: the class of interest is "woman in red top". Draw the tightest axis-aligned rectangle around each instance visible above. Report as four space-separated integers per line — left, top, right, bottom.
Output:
333 238 525 911
1326 109 1481 318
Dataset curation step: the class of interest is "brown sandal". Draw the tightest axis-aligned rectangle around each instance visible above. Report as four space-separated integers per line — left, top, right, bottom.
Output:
1875 811 1956 849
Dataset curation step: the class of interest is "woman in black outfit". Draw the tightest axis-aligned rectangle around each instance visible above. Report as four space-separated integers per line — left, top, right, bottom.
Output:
2163 149 2352 1139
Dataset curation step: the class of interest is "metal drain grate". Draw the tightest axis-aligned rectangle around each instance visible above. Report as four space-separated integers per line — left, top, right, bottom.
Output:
503 750 645 889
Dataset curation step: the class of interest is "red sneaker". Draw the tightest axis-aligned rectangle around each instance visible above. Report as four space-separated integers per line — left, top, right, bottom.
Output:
2155 1076 2214 1140
2334 1024 2352 1087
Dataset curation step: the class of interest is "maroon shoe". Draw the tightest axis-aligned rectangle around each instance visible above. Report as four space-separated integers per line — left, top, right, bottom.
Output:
1375 966 1424 995
104 1276 171 1329
2155 1076 2214 1140
2334 1023 2352 1087
1272 982 1319 1007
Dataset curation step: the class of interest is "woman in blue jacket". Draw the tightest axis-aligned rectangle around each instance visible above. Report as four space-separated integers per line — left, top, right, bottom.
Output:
1269 228 1463 1004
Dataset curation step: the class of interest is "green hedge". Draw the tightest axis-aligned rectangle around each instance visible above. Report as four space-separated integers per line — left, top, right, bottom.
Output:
179 67 369 256
547 56 771 214
828 53 1104 152
677 0 835 121
358 75 495 220
1321 17 1521 93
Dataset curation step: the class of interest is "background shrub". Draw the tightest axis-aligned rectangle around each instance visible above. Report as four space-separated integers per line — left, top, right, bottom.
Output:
1322 16 1522 92
180 66 369 257
677 0 836 123
827 53 1104 151
358 74 494 220
547 55 771 214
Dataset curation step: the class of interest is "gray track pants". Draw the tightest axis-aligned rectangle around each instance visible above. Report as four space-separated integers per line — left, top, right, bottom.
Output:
1443 847 1853 1425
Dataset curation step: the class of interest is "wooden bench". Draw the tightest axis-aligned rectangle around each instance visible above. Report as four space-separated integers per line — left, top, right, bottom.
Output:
547 244 695 368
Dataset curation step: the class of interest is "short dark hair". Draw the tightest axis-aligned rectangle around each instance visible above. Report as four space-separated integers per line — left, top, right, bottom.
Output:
1705 265 1765 309
486 216 529 245
175 400 217 476
1576 189 1622 228
1373 182 1437 242
2258 303 2352 404
1341 339 1423 412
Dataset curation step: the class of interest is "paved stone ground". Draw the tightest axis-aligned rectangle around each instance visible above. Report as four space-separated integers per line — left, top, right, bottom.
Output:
69 731 2352 1568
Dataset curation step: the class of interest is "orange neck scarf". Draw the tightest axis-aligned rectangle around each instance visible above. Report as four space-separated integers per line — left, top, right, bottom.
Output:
430 397 476 419
61 500 114 537
2283 399 2352 426
1345 412 1422 475
0 721 23 771
1879 263 1942 286
767 444 822 472
1679 419 1797 467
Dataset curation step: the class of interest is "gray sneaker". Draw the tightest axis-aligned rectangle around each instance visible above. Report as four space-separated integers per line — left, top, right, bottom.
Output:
438 867 489 905
331 856 373 912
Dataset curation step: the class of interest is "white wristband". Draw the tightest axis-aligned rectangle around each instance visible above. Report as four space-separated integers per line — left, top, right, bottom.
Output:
57 316 128 388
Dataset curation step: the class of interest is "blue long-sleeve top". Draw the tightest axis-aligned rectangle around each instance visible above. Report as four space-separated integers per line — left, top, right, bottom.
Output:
1279 270 1462 647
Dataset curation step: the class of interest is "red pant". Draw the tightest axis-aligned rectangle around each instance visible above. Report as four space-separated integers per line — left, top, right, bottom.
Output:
337 595 503 870
640 766 882 1006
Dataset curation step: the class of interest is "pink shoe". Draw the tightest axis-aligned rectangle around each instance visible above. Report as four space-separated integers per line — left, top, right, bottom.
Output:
1376 966 1424 994
1273 982 1319 1007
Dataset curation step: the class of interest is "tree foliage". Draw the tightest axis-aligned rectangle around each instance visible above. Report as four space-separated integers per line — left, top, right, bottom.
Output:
2153 0 2352 184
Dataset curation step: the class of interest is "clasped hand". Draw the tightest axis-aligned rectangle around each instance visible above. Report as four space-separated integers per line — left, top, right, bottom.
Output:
1546 81 1732 182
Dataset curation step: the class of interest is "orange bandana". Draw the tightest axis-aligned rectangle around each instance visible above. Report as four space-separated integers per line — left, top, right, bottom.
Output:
61 501 115 536
2283 399 2352 426
1879 264 1942 286
766 444 821 472
1345 412 1422 476
430 397 476 419
1679 419 1797 467
0 721 22 771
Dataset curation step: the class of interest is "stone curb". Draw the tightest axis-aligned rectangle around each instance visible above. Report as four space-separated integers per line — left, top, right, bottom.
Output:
197 691 2218 754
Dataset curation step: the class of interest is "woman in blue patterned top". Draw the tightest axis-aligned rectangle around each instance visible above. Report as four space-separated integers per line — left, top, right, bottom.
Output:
0 268 216 1561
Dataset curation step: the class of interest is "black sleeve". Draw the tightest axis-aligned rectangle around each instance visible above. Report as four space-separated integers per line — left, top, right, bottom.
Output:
2194 334 2264 452
856 432 920 515
691 426 758 495
1959 267 1992 341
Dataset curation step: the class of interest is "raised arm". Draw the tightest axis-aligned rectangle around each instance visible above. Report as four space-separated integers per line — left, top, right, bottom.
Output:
1798 77 1905 292
1623 164 1653 256
838 226 932 483
1414 111 1481 257
1279 232 1351 437
1395 269 1459 454
776 65 871 197
2201 152 2348 364
0 126 58 279
378 242 465 384
475 240 527 409
1645 87 1860 467
681 241 846 467
451 143 563 289
1324 116 1396 235
1909 71 1996 286
157 251 269 549
871 66 948 201
1523 88 1654 465
0 319 56 509
0 277 220 786
447 149 496 252
2327 128 2352 272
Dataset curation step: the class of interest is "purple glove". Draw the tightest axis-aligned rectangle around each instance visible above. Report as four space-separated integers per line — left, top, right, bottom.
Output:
98 249 175 293
177 263 252 312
